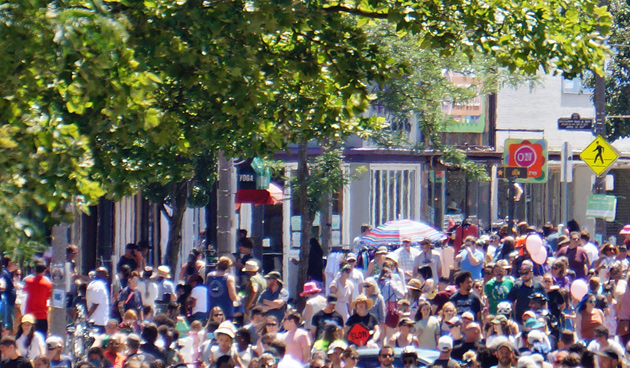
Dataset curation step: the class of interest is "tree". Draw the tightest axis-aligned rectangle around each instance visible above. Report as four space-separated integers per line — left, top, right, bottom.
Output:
599 0 630 141
0 0 611 269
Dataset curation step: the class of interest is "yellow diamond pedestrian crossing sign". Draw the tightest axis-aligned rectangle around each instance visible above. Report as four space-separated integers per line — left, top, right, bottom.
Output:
580 135 619 176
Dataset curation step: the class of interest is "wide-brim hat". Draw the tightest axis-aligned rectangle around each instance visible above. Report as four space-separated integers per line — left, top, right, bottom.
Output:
300 282 322 297
157 265 171 278
264 271 283 284
215 327 235 339
496 260 511 269
407 279 423 291
242 260 259 273
375 246 388 255
350 294 374 310
557 235 570 247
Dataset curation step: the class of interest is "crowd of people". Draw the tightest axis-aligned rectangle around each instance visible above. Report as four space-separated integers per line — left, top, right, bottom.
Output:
0 222 629 368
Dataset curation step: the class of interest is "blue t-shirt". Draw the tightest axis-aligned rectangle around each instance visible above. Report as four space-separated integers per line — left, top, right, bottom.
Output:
460 248 485 280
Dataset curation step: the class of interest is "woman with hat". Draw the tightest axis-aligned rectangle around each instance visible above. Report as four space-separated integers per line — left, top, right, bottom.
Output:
485 315 515 348
362 277 386 336
301 282 326 331
388 317 419 348
366 246 388 278
15 313 45 360
344 294 379 347
208 323 243 368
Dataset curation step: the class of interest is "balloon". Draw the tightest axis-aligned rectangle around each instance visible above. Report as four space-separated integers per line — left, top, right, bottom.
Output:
571 279 589 301
531 246 547 265
526 235 543 255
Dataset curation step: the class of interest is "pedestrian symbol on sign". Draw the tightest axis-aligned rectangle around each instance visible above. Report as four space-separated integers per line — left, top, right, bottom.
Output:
580 136 619 177
593 143 604 164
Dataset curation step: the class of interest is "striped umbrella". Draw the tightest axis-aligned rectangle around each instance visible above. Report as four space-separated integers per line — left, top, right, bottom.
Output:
362 219 447 245
620 225 630 235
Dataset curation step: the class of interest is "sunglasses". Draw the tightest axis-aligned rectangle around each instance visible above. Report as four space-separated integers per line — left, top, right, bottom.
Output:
267 323 278 326
380 354 394 358
587 300 596 304
213 314 224 317
519 270 531 275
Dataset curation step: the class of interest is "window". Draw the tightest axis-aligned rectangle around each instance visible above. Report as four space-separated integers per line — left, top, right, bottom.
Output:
370 166 419 226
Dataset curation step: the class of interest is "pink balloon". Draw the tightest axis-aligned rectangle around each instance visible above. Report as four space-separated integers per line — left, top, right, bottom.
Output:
526 235 543 255
571 279 588 301
531 246 547 265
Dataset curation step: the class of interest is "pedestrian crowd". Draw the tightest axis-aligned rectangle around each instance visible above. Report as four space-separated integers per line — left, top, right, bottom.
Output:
0 222 629 368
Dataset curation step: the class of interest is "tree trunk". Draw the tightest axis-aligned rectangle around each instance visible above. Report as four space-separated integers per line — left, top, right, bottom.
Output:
320 191 332 255
296 142 312 312
163 180 189 268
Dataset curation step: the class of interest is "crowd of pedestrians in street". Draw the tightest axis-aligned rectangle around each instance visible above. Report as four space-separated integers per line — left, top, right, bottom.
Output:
1 222 630 368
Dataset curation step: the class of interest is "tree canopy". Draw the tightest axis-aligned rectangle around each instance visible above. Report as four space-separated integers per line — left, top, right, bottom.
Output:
0 0 611 259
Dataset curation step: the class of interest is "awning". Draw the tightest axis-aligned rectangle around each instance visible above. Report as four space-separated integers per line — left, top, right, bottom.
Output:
235 182 284 205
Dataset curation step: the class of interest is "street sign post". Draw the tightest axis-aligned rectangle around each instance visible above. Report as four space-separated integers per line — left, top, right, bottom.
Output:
497 166 528 179
558 113 594 130
579 135 619 176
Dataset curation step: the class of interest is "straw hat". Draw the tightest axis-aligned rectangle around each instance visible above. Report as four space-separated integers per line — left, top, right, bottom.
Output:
241 260 259 273
350 294 374 310
157 265 171 278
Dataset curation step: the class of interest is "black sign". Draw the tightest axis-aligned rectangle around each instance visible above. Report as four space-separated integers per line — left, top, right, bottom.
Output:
558 113 594 130
497 166 528 179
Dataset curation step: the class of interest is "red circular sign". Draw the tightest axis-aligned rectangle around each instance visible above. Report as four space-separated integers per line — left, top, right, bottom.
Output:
514 146 537 167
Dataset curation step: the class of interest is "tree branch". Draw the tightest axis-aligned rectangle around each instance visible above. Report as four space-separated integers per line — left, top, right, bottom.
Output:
160 203 172 220
322 5 388 19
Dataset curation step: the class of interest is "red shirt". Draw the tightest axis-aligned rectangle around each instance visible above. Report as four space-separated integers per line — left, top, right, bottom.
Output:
23 274 52 319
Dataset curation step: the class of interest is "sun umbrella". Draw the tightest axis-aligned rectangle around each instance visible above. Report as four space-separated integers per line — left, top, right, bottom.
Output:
620 225 630 235
362 219 447 245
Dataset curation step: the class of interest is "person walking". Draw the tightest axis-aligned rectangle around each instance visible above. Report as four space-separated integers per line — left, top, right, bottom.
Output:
86 267 110 333
23 262 52 337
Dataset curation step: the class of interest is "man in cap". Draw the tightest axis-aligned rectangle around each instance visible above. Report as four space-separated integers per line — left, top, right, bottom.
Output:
331 253 364 297
402 346 419 368
45 336 72 368
242 260 266 319
485 260 515 315
310 295 344 340
258 271 289 323
445 316 464 344
394 238 421 282
494 339 517 368
326 340 347 368
506 260 546 324
414 238 443 281
432 336 459 368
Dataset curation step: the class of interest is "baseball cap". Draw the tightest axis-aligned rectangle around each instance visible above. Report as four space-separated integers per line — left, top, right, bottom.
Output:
346 253 357 261
462 312 475 320
438 336 454 352
46 336 64 350
327 340 348 355
327 294 338 304
445 316 462 326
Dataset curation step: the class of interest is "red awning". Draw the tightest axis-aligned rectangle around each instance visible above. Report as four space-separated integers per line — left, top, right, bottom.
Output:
235 182 284 205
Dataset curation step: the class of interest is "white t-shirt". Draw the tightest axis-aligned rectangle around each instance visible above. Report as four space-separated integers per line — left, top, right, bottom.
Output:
191 285 208 314
17 331 46 360
136 280 158 309
86 279 110 326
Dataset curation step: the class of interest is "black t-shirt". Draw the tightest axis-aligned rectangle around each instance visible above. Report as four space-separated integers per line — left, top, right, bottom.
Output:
449 292 482 319
1 356 33 368
345 313 378 330
432 358 460 368
311 310 344 340
117 255 138 274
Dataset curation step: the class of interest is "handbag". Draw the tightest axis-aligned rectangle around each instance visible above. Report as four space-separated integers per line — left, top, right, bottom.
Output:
384 286 399 328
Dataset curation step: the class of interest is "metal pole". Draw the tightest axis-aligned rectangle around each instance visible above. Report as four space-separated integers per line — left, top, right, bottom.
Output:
594 64 607 239
217 151 235 256
561 142 569 226
507 177 515 234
